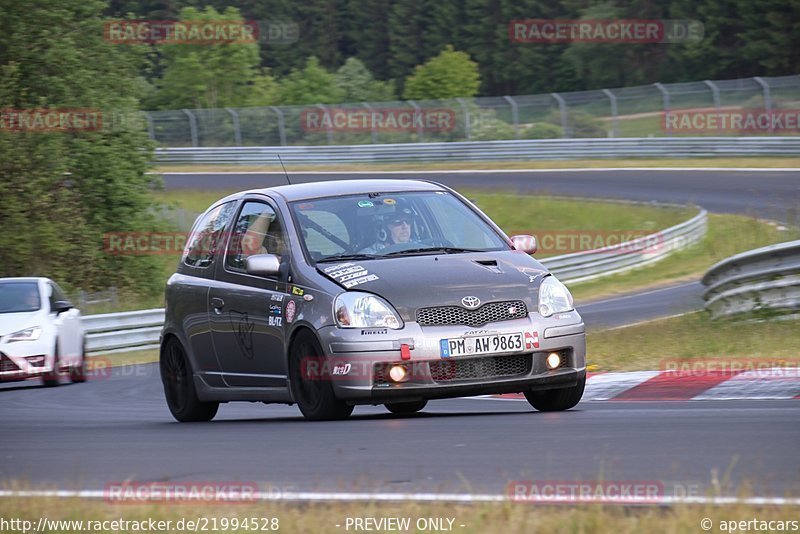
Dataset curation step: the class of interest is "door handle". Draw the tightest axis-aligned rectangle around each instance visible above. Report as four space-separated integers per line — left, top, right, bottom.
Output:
211 297 225 309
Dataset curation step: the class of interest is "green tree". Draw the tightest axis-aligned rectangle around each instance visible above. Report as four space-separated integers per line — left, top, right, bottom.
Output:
335 58 395 102
403 45 481 99
0 0 163 294
276 56 345 104
147 6 262 109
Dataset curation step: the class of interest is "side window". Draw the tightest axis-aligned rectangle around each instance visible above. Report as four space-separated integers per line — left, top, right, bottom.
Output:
226 201 287 271
183 201 237 268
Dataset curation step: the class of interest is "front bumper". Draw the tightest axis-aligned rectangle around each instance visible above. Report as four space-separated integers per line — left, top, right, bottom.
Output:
0 342 54 381
316 313 586 404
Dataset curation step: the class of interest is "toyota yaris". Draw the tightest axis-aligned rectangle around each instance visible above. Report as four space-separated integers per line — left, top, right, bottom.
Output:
160 180 586 421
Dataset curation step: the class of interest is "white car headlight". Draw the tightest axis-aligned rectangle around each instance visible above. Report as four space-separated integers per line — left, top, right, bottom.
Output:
6 326 42 342
334 292 403 329
538 276 574 317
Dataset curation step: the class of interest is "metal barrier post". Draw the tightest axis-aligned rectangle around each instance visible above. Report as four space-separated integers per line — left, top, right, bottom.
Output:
551 93 568 138
362 103 378 143
181 109 198 147
754 77 773 134
226 107 242 146
408 100 424 142
317 104 334 144
143 111 155 141
504 96 520 139
654 83 671 137
269 106 286 146
703 80 722 134
456 98 471 141
602 89 618 138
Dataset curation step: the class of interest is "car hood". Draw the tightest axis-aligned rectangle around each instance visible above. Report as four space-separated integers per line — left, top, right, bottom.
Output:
318 251 549 319
0 311 43 338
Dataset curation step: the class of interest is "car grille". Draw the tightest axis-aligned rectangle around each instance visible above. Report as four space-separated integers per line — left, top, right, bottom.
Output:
0 353 20 373
430 354 531 382
416 300 528 327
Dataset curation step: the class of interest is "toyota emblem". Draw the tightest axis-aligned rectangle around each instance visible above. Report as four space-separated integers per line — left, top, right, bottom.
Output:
461 296 481 309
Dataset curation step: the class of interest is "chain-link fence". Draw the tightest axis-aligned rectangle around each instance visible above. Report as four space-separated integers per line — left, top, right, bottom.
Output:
143 75 800 147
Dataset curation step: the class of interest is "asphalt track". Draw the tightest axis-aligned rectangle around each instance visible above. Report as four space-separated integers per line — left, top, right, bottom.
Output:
1 367 798 497
160 169 800 220
3 169 798 500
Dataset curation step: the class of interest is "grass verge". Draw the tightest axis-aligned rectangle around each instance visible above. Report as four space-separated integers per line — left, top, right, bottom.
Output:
1 496 797 533
153 156 800 173
587 312 800 371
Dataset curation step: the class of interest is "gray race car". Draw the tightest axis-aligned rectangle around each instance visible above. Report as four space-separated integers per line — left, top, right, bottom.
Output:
160 179 586 421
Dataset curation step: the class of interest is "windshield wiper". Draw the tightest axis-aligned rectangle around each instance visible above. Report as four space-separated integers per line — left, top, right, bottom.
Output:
316 253 382 263
383 246 484 256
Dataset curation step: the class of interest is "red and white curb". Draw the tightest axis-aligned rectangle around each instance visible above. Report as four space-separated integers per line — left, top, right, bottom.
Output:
489 369 800 401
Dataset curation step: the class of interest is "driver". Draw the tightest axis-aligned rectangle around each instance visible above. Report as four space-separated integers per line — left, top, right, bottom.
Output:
361 207 421 254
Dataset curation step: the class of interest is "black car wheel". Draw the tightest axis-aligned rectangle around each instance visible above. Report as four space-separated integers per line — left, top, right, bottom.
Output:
42 345 61 387
161 338 219 422
289 330 354 421
524 376 585 412
385 399 427 414
69 339 88 383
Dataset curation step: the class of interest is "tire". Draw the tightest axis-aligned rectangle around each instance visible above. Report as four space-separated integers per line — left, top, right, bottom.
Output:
160 338 218 422
385 400 428 414
524 375 585 412
69 339 87 383
289 330 354 421
42 345 61 387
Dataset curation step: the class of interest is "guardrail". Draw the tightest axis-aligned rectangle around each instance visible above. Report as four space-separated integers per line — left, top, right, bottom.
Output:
84 207 707 354
543 208 707 285
702 240 800 318
154 138 800 165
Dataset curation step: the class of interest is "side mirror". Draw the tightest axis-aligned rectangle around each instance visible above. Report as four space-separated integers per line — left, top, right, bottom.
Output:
245 254 282 277
510 235 537 254
52 300 73 314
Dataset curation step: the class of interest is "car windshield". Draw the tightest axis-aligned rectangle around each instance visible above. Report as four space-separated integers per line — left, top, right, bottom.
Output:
0 282 41 314
289 191 509 262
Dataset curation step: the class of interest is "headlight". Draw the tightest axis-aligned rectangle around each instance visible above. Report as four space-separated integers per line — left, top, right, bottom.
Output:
334 292 403 329
6 326 42 342
538 276 574 317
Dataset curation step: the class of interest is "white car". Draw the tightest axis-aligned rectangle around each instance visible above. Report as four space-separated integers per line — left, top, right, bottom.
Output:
0 277 86 386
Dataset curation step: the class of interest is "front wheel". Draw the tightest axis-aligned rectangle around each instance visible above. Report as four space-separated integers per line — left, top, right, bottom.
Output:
524 376 585 412
289 330 354 421
70 339 88 383
42 345 61 387
385 400 427 414
160 338 218 422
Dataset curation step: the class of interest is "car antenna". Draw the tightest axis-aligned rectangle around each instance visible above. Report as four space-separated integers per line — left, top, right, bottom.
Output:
277 154 292 185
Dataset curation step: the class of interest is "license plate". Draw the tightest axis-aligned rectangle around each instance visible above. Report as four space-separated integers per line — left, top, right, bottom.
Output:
439 333 524 358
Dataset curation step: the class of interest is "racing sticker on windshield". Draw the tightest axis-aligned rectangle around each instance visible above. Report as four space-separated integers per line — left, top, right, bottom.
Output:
525 331 540 349
357 200 374 208
285 299 296 323
322 263 380 288
383 198 396 205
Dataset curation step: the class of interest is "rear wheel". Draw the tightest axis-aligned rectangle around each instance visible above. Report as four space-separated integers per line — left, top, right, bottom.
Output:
160 338 218 422
385 400 428 414
524 376 585 412
42 345 61 387
70 339 87 383
289 330 353 421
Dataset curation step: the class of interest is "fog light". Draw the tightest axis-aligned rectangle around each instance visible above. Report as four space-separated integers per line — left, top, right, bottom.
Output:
388 365 407 382
546 352 562 370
